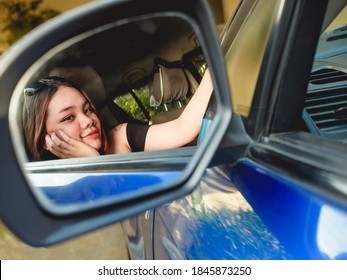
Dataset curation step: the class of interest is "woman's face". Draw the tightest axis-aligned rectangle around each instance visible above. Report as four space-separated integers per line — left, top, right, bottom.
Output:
45 86 102 150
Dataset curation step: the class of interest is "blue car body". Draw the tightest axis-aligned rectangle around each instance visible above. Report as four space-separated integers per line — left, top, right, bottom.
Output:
122 159 347 260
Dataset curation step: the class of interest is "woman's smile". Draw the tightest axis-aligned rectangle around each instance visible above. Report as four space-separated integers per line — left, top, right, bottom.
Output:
83 129 99 139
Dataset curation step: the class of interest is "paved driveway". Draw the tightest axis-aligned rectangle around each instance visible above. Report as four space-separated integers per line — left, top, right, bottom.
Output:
0 222 129 260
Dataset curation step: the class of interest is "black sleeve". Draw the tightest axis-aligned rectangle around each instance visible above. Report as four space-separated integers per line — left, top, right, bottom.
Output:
126 123 150 152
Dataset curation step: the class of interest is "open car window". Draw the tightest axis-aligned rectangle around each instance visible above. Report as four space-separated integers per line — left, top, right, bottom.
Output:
302 5 347 144
111 48 207 125
220 0 347 147
18 16 211 163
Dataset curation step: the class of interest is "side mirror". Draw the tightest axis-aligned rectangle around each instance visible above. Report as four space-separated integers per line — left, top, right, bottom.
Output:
0 0 231 246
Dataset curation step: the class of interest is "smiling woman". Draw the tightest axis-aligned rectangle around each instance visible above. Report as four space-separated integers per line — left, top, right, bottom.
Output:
18 10 216 161
23 77 104 160
22 66 213 160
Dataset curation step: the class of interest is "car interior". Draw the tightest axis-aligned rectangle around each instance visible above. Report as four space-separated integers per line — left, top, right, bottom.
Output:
303 11 347 144
219 0 347 145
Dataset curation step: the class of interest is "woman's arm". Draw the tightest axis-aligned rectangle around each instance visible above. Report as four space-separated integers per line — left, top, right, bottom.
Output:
144 68 213 151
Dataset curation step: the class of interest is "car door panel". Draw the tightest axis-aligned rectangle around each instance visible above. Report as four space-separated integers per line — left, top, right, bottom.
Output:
151 156 347 259
232 158 347 259
153 164 291 259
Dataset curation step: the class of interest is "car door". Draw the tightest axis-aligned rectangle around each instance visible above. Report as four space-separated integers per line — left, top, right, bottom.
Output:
149 0 347 259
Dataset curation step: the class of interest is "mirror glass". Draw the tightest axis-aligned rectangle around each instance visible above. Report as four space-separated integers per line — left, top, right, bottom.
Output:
9 14 213 214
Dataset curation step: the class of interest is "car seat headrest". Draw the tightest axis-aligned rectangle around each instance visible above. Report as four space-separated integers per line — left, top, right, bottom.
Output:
150 61 189 107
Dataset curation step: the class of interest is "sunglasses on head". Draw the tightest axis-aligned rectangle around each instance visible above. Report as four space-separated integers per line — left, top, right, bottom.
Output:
23 76 67 96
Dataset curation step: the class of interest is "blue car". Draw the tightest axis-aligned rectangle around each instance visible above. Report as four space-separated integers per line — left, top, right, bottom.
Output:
0 0 347 260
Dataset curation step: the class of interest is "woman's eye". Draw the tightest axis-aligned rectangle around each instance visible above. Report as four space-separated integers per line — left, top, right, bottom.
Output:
85 107 95 114
62 115 74 122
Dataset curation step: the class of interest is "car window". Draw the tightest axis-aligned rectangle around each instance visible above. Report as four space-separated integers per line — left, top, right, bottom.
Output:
16 15 211 163
113 86 154 123
302 5 347 144
111 48 207 124
222 0 347 145
221 0 281 117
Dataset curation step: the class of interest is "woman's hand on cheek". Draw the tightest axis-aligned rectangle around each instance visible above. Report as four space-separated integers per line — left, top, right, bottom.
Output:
45 130 100 159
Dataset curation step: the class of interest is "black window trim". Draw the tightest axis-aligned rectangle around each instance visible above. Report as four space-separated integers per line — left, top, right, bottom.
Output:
247 131 347 207
243 0 347 206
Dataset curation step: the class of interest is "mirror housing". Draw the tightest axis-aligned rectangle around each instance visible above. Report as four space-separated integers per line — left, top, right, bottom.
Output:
0 0 231 246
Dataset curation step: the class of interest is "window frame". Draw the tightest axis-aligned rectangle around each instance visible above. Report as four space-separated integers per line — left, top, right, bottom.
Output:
244 0 347 206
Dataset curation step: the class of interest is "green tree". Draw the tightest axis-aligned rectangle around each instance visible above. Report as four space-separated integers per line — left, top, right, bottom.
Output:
0 0 60 51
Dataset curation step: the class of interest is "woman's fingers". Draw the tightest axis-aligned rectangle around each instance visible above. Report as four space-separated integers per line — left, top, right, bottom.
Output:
45 131 99 158
44 134 54 151
50 132 64 147
50 131 75 148
56 130 72 144
45 132 72 156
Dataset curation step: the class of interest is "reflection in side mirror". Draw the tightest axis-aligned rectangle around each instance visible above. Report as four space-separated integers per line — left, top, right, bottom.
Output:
9 15 215 215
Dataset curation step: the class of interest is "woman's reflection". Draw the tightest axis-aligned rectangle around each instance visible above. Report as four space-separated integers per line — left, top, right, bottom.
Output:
22 69 213 161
